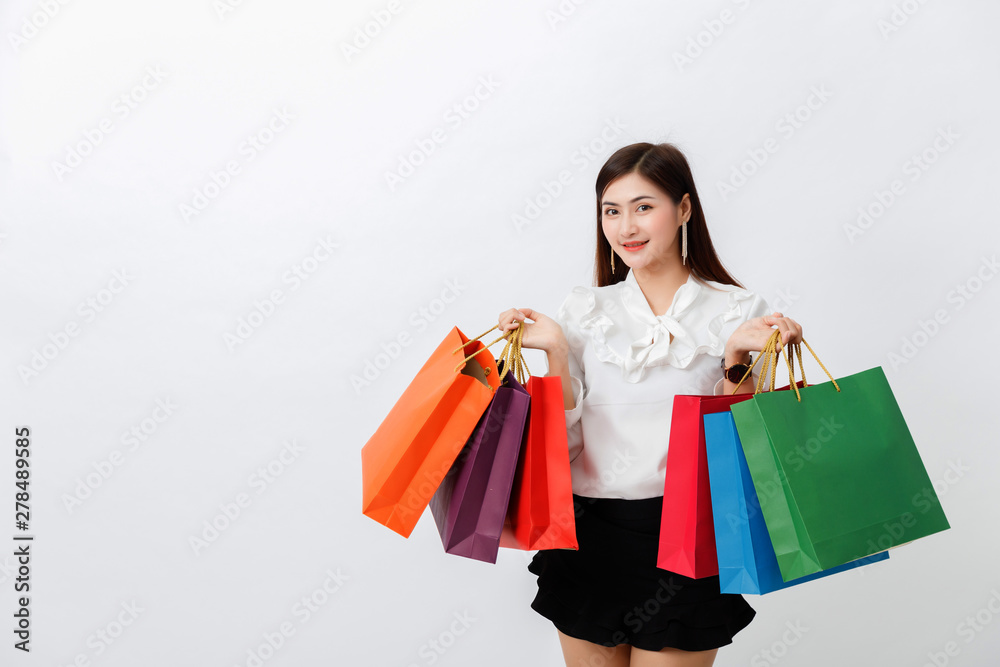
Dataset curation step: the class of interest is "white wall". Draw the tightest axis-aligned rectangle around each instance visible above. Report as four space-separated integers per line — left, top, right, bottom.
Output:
1 0 997 665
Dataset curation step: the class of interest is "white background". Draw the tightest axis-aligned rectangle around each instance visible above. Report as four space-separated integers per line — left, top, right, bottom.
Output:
1 0 998 665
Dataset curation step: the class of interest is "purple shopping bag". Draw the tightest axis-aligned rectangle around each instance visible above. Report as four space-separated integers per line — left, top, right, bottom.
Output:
428 357 530 563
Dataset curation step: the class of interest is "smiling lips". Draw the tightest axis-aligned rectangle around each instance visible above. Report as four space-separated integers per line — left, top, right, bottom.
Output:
621 240 648 251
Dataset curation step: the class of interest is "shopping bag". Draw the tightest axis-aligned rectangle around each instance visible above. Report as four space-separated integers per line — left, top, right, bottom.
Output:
497 321 578 551
704 410 889 594
429 356 531 563
729 329 950 581
499 375 579 552
655 392 756 578
361 325 500 538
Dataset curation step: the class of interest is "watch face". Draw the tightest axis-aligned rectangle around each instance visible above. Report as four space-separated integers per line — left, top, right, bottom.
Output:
726 366 749 383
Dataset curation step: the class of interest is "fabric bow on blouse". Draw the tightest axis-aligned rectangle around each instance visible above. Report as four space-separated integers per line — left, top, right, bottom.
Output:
620 270 701 377
558 268 764 384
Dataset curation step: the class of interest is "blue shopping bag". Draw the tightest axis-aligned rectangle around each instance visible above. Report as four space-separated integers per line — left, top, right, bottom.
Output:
703 411 889 594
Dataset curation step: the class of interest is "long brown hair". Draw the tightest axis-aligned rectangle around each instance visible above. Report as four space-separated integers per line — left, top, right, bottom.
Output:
593 142 744 290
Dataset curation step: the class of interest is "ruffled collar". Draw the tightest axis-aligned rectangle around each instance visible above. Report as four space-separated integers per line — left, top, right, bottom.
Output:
560 267 755 383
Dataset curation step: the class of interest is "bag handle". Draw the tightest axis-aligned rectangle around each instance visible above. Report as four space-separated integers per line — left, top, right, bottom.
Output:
451 322 532 385
728 328 778 395
497 321 531 386
451 324 504 376
730 328 841 402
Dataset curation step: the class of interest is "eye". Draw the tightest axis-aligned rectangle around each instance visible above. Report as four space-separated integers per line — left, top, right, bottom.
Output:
604 208 618 216
637 204 652 212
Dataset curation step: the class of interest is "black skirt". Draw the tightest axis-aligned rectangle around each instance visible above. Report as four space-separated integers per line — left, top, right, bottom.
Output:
527 493 756 652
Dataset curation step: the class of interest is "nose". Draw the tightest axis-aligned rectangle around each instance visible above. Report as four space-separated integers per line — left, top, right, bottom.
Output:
619 210 639 239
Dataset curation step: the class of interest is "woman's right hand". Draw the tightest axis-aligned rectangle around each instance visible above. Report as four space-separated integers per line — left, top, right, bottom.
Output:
497 308 567 355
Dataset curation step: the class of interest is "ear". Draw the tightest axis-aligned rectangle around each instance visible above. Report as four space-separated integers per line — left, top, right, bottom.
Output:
678 193 692 223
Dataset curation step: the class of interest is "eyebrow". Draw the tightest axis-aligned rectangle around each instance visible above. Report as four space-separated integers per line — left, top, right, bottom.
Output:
601 195 656 206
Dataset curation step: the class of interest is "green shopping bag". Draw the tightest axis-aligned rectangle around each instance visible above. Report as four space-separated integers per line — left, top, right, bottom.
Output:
729 329 950 582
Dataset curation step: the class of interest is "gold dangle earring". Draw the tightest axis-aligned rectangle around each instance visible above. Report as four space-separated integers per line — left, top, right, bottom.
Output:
681 221 688 265
610 246 616 272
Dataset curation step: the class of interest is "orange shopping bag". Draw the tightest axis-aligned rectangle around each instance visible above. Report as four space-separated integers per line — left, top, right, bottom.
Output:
498 326 578 552
361 326 500 538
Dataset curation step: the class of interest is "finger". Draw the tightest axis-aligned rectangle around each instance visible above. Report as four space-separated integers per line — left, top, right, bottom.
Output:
770 320 791 347
505 308 537 331
774 316 802 343
761 316 786 346
762 314 785 327
500 308 527 331
766 315 790 334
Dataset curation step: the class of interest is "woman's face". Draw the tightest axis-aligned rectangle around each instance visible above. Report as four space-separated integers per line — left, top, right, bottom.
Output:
601 172 689 273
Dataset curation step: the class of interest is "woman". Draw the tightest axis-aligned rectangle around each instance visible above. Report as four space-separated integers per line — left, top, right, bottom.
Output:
497 142 803 667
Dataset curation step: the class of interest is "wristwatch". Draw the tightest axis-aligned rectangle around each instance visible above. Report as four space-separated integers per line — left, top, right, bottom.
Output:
721 353 753 383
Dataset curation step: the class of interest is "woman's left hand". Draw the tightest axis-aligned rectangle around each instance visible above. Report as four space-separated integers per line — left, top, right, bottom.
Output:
727 312 803 358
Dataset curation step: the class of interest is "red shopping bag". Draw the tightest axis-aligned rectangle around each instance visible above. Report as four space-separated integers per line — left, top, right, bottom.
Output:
656 393 755 578
498 348 578 552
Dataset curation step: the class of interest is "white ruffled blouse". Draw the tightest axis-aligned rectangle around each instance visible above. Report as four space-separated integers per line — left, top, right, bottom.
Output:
544 267 771 500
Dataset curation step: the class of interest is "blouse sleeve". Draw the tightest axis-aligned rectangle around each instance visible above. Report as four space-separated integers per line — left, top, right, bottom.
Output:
546 292 588 463
713 290 773 396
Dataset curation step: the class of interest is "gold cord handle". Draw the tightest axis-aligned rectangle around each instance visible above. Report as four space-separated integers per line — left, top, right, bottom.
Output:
497 321 531 386
730 327 841 401
729 328 780 395
451 324 509 374
450 321 533 384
